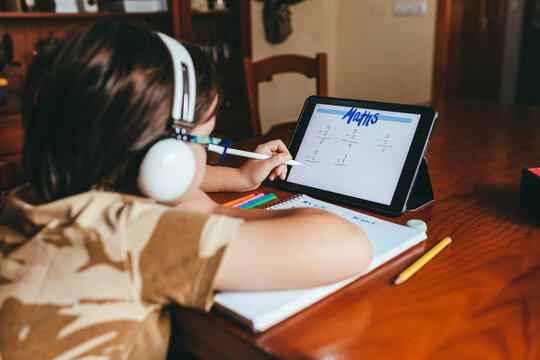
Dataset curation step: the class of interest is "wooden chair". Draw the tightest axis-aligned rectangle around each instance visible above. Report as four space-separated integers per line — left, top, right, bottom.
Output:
243 53 328 137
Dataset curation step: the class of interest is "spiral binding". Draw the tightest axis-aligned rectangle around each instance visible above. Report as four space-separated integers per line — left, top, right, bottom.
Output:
263 193 305 209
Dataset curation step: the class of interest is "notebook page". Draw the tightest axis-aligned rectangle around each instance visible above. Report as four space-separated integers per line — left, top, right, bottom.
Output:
267 194 424 267
214 194 426 332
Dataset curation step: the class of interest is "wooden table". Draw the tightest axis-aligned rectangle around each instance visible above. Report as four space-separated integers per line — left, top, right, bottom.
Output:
171 100 540 359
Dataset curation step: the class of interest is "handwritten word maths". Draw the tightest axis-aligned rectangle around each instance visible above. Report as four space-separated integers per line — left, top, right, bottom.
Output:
342 108 380 127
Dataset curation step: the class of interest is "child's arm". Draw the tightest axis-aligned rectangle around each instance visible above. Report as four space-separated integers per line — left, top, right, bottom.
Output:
212 207 373 290
173 187 333 221
171 185 373 290
173 188 311 220
201 140 292 192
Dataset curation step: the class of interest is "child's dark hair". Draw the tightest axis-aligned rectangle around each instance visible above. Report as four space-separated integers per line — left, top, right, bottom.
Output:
22 20 222 201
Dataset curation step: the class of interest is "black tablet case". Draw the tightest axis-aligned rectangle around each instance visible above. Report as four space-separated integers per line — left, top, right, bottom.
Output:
405 157 434 211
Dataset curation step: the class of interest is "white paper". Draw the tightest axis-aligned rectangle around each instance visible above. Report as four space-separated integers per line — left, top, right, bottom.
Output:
214 195 426 332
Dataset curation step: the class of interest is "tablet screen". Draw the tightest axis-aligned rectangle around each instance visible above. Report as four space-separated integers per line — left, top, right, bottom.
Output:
287 103 422 205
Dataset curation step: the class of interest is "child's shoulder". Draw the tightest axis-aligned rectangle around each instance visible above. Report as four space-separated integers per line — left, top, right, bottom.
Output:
0 186 242 263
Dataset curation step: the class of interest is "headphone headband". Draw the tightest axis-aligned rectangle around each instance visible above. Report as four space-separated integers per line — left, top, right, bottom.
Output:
157 33 196 124
138 33 198 203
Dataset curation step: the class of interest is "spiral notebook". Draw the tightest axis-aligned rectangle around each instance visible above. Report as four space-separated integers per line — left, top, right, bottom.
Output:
214 194 426 332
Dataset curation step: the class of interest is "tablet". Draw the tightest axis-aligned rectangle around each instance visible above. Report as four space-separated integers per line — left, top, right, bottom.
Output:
274 96 438 217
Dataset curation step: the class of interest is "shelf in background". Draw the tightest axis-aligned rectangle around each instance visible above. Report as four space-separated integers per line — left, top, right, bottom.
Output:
0 0 253 145
191 9 236 17
0 11 168 19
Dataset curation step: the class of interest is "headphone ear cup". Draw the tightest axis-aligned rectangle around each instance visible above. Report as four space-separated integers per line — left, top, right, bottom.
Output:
138 138 196 202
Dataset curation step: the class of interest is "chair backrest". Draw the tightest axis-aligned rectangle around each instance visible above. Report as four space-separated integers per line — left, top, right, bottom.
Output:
243 53 328 137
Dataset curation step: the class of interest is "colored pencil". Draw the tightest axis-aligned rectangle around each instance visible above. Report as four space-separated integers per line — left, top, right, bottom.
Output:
245 194 277 208
394 237 452 285
221 193 257 207
233 193 265 208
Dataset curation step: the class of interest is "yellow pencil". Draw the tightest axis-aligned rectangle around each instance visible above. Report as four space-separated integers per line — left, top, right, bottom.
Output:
394 237 452 285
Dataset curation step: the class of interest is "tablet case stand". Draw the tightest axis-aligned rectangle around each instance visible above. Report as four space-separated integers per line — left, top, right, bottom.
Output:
406 158 435 211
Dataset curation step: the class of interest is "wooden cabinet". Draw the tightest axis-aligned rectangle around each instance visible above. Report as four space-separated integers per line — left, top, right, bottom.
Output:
185 0 254 140
0 105 24 191
0 0 251 67
0 0 253 191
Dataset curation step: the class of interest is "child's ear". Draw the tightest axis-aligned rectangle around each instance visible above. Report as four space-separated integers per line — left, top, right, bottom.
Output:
192 116 216 136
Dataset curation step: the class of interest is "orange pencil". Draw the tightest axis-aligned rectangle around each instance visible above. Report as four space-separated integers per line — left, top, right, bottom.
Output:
221 193 257 207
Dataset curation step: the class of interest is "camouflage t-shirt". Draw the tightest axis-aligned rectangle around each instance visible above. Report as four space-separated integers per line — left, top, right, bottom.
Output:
0 185 242 359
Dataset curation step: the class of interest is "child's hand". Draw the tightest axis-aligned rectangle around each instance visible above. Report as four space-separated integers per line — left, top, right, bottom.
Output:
238 139 292 190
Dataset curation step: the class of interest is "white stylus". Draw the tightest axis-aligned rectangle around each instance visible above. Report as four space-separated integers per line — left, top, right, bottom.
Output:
207 144 302 166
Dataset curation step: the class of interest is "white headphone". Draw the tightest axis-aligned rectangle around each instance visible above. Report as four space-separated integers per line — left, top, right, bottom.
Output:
137 33 197 202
